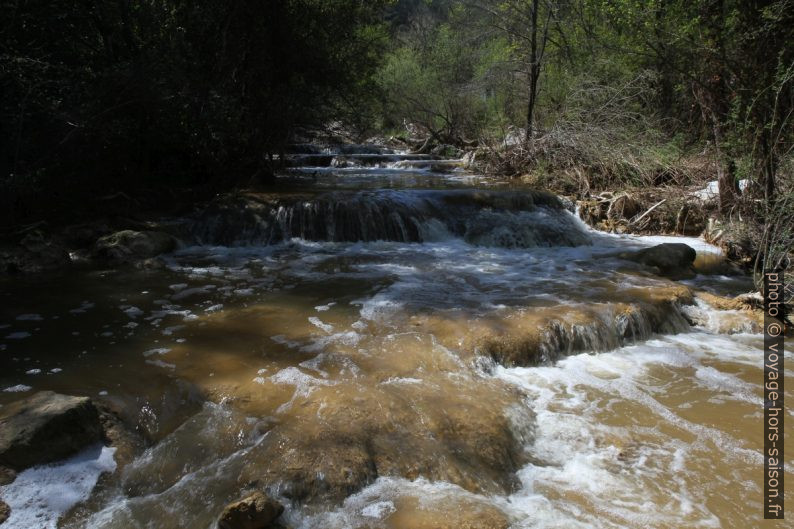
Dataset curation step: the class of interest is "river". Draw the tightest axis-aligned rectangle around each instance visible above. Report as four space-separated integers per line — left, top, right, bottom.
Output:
0 145 791 528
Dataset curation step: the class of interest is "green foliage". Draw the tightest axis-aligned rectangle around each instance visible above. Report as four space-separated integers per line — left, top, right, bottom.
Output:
377 2 518 142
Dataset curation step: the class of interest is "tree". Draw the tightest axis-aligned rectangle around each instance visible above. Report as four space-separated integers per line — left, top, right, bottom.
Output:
468 0 557 143
0 0 388 224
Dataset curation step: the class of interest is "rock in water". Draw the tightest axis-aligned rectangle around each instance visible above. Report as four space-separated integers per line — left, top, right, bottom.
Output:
217 492 284 529
0 391 103 471
92 229 176 263
0 232 71 274
0 499 9 524
622 243 697 279
0 465 16 485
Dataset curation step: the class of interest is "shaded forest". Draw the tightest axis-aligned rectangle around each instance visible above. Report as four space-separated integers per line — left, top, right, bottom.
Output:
2 0 793 276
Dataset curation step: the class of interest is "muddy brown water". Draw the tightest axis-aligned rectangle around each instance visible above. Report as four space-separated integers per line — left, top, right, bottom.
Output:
0 149 790 528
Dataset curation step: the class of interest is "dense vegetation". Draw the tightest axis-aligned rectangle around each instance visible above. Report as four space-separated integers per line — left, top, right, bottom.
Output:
2 0 792 277
1 0 387 223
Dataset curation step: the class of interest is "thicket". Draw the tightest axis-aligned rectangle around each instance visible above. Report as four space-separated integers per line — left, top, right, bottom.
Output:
1 0 387 225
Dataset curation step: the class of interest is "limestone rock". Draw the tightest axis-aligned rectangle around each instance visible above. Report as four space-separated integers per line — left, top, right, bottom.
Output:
92 229 176 263
217 491 284 529
622 243 697 279
0 391 103 471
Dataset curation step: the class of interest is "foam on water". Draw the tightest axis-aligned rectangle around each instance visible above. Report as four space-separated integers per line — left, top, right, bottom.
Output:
0 444 116 529
3 384 32 392
269 366 336 412
488 327 768 528
289 477 506 529
308 316 334 333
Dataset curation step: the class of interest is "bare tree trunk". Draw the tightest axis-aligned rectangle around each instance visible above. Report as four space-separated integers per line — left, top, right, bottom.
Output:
713 122 737 214
526 0 539 144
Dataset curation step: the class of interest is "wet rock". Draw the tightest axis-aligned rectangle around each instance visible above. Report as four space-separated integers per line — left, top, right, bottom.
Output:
241 376 530 505
97 404 146 470
0 499 9 524
0 391 103 471
92 229 176 264
0 465 16 485
217 491 283 529
330 156 354 168
466 286 694 367
621 243 697 279
0 232 71 274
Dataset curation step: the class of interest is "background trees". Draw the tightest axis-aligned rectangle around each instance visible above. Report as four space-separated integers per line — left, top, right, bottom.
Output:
377 0 792 281
1 0 387 223
2 0 791 278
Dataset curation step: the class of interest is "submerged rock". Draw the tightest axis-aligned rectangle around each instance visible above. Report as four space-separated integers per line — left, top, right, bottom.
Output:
0 391 103 471
239 375 531 505
217 491 283 529
92 229 176 263
621 243 697 279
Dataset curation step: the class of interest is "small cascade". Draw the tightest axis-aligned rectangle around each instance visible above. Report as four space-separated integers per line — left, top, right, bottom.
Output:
189 189 593 248
0 140 767 529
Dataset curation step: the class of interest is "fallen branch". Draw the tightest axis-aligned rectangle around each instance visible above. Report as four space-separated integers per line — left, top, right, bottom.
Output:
629 199 666 226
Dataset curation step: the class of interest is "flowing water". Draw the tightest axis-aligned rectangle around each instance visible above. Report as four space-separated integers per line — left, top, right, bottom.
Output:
0 146 790 528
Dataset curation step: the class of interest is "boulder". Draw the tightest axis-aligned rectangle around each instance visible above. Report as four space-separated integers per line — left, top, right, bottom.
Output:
622 243 697 279
0 499 9 525
92 229 176 263
0 391 103 471
0 232 71 274
217 491 284 529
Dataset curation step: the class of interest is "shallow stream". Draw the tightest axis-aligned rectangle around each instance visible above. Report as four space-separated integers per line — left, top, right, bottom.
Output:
0 147 791 528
